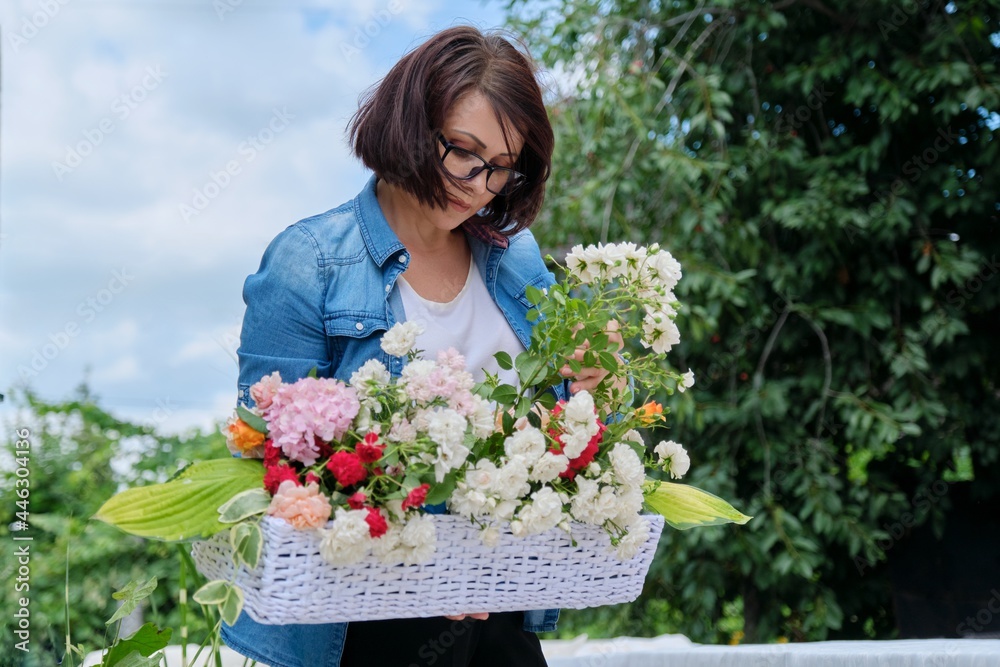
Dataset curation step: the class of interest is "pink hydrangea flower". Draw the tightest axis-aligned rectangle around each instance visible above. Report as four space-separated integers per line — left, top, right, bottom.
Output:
263 377 360 465
267 480 332 529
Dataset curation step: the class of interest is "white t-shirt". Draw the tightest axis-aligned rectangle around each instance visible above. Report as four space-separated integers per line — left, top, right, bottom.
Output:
397 259 524 387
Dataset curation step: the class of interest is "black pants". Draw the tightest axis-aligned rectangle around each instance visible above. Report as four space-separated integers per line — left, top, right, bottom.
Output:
339 612 549 667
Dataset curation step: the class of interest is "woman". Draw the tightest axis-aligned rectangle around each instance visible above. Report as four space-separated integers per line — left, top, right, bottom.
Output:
224 25 617 667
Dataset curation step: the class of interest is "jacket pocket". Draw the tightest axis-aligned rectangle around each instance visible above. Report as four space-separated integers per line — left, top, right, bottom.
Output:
514 273 552 309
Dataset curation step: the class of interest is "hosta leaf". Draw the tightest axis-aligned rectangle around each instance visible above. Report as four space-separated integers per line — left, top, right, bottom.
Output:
94 459 265 541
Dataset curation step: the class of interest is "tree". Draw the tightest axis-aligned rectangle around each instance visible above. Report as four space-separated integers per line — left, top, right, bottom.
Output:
0 386 224 665
508 0 999 642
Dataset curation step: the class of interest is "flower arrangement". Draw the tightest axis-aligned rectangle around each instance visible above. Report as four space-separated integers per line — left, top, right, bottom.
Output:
95 242 750 625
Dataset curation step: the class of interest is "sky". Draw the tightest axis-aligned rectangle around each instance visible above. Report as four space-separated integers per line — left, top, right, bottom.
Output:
0 0 510 436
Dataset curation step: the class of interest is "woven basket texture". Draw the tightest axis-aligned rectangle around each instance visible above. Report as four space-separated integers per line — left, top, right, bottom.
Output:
192 514 664 625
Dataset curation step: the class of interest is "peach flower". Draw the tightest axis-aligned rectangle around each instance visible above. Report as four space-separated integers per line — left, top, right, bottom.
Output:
267 481 332 529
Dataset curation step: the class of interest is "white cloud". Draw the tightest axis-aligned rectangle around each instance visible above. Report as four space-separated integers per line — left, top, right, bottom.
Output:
0 0 506 436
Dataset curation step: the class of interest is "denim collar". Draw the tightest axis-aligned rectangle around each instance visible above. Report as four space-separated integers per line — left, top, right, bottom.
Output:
355 175 407 267
355 175 509 265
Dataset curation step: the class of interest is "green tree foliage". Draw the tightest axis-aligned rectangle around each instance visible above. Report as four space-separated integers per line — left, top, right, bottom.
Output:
0 386 224 665
509 0 999 643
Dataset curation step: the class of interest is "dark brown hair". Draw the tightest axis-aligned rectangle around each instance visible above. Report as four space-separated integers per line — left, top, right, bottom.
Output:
348 26 553 235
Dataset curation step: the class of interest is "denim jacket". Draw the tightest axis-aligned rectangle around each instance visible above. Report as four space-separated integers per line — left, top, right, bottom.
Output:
222 175 561 667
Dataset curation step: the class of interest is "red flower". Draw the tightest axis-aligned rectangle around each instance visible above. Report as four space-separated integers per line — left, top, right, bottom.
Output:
365 507 388 538
313 436 334 461
263 439 281 468
304 471 321 486
326 451 366 487
264 464 300 495
401 483 430 511
347 491 367 509
357 432 385 464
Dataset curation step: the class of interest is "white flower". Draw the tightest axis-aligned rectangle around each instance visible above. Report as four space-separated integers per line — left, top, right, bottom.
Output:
530 451 570 483
468 395 496 439
644 248 683 292
380 321 424 357
318 508 372 566
449 482 488 517
350 359 391 398
480 525 501 548
560 422 598 459
504 426 547 463
621 429 644 445
614 517 651 560
571 481 619 525
493 458 531 501
387 415 417 443
641 309 681 355
566 244 599 283
614 487 646 522
678 369 696 393
516 487 565 534
609 443 646 489
424 408 467 452
563 390 596 425
398 514 436 564
586 462 602 477
654 440 691 479
466 459 498 492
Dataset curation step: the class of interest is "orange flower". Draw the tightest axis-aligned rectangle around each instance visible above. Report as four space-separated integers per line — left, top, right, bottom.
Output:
635 401 663 426
224 416 266 458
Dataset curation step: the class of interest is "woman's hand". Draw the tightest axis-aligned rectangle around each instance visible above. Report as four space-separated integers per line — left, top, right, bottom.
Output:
559 320 627 395
444 613 490 621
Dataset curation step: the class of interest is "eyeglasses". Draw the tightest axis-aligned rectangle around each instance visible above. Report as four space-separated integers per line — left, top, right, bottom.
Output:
437 134 527 196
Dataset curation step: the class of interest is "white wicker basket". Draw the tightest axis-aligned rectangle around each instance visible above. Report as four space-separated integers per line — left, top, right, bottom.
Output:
191 514 664 625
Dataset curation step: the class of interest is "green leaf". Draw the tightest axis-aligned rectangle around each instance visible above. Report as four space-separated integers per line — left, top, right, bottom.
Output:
218 488 272 523
193 580 245 626
220 585 245 626
230 522 264 569
494 351 514 371
236 405 269 434
491 384 519 406
192 580 231 605
643 480 752 530
104 650 164 667
102 622 171 667
307 367 318 378
536 392 557 411
515 354 545 387
424 473 458 506
94 459 266 541
525 284 546 305
107 577 158 626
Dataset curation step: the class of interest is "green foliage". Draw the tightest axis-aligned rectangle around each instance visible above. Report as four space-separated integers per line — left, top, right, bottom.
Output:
510 0 999 643
0 386 226 665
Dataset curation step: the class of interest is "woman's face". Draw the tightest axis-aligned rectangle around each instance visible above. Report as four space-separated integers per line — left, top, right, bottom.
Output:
437 91 524 222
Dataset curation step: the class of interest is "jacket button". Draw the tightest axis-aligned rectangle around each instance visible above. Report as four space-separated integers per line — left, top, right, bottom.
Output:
384 284 391 293
398 254 408 263
355 322 364 331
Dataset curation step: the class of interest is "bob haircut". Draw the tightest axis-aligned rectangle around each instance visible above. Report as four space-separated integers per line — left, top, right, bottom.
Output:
348 26 554 236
